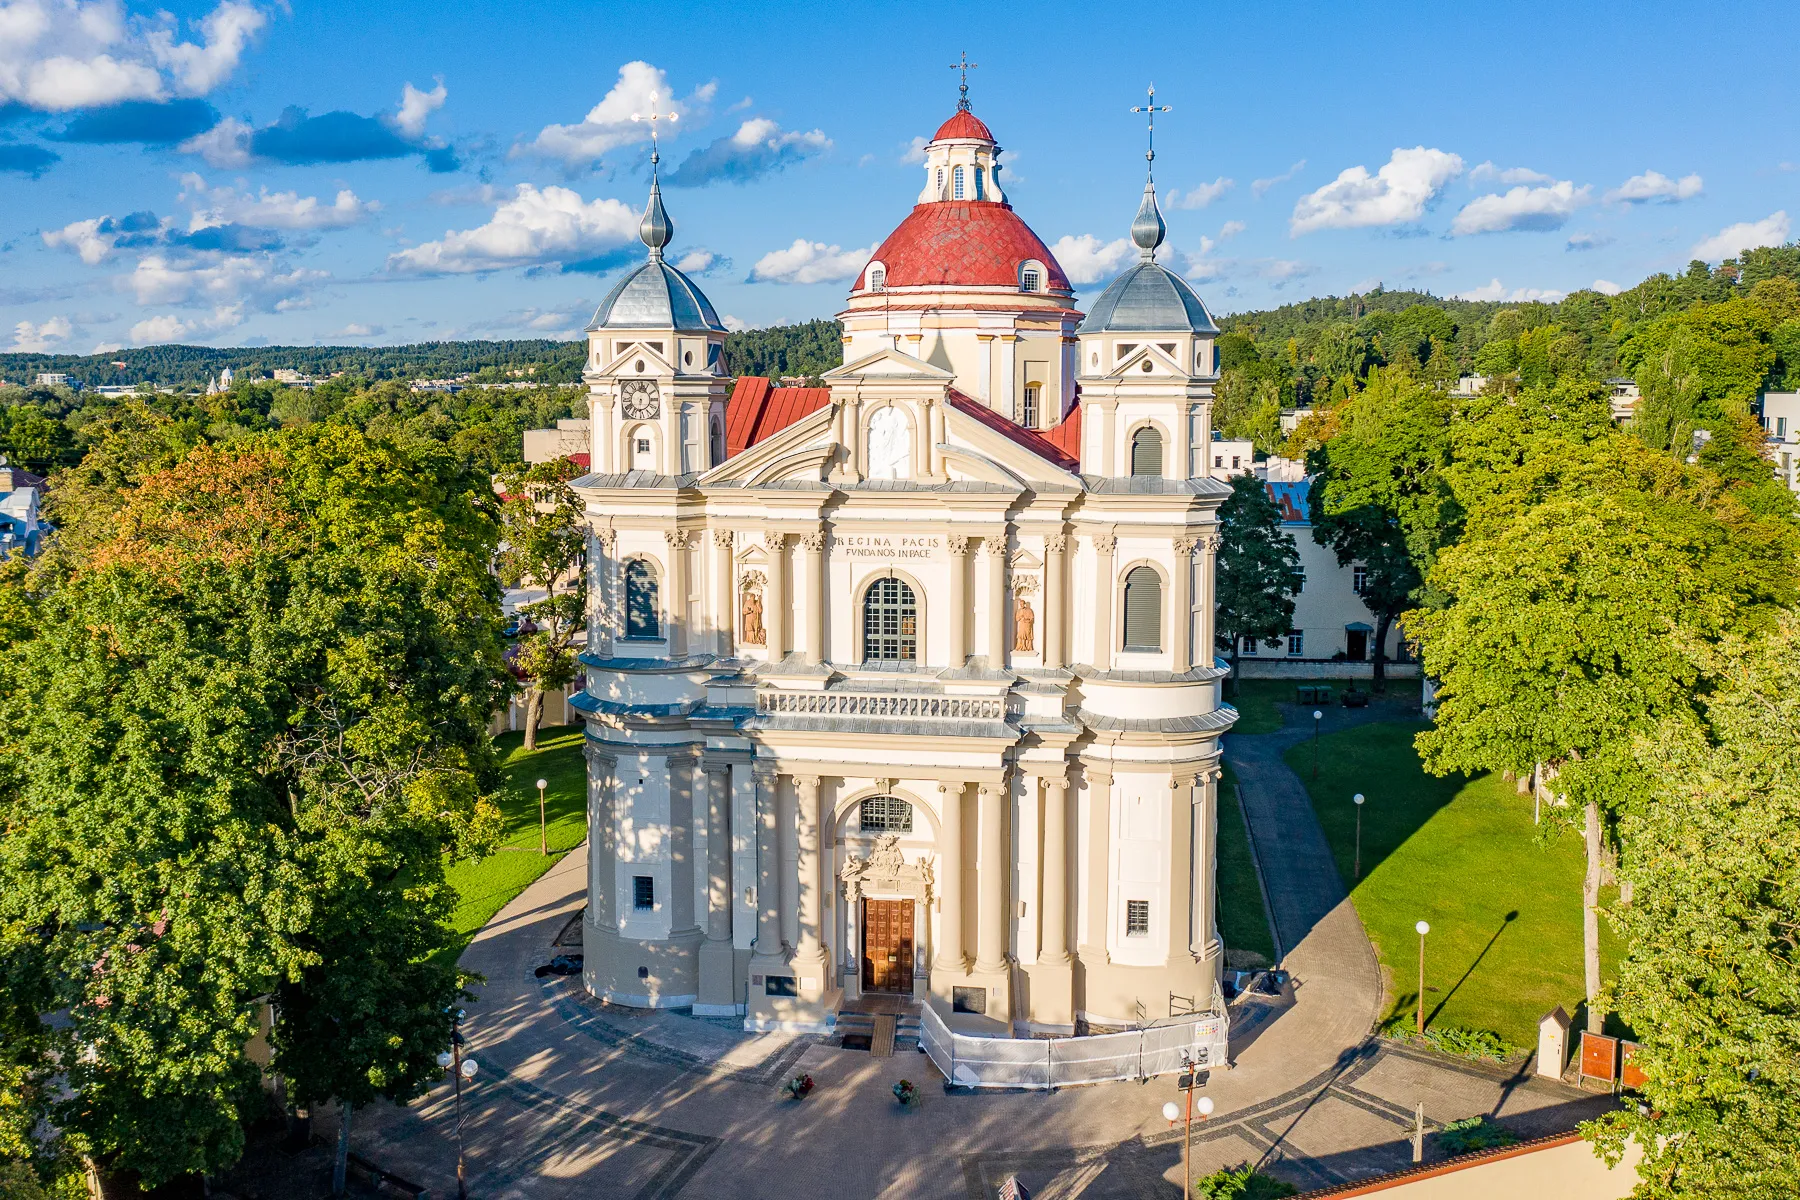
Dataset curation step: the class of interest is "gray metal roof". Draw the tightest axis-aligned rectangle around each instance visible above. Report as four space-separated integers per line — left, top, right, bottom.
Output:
586 259 725 333
1076 261 1219 335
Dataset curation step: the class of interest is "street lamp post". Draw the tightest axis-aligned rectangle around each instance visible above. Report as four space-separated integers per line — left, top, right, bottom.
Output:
1161 1053 1214 1197
536 778 549 855
439 1009 480 1200
1312 710 1323 779
1353 793 1366 880
1415 920 1431 1036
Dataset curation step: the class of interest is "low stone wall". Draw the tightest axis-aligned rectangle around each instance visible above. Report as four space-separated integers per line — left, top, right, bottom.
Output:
1236 659 1422 680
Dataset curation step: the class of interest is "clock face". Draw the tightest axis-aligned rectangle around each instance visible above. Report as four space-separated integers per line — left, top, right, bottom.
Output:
621 379 660 420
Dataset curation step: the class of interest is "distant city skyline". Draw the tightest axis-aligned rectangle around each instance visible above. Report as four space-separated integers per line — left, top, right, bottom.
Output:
2 0 1795 354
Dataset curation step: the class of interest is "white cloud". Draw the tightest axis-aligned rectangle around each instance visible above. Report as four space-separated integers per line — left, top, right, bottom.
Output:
514 60 714 170
1591 279 1622 295
1469 162 1554 185
333 322 382 338
1251 160 1305 199
1452 278 1567 303
91 341 122 354
124 253 320 311
721 314 748 332
745 239 871 285
180 174 378 230
1606 170 1703 204
1183 252 1316 288
1691 211 1791 262
664 116 830 186
11 315 73 351
392 78 447 138
900 135 929 165
1451 179 1591 235
1218 220 1247 240
387 183 638 274
177 115 252 167
1290 148 1463 234
128 313 193 344
673 247 720 274
1566 231 1613 252
0 0 266 111
1047 234 1133 285
1167 177 1234 210
44 215 143 264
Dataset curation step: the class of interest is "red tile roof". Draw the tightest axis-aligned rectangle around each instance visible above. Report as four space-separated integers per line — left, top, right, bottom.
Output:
855 201 1072 293
726 376 832 457
1041 404 1081 467
946 389 1079 474
568 452 591 470
933 109 995 142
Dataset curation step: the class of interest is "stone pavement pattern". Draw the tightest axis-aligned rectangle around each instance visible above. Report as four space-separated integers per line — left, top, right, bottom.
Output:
309 695 1613 1199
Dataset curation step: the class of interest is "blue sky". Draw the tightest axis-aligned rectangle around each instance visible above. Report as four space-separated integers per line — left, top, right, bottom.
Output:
3 0 1796 355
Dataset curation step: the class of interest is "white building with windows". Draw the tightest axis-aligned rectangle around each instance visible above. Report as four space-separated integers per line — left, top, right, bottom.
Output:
569 99 1238 1038
1761 391 1800 493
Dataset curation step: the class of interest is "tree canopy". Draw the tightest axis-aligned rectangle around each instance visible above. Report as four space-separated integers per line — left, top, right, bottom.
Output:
1213 474 1304 687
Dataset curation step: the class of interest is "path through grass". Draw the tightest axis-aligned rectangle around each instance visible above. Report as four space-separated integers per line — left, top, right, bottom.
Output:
441 726 588 963
1286 722 1619 1047
1217 761 1276 965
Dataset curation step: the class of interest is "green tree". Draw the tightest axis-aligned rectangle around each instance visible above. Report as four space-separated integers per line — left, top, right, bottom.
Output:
1305 370 1454 690
1214 476 1304 692
496 457 588 750
1410 433 1799 1034
1588 619 1800 1198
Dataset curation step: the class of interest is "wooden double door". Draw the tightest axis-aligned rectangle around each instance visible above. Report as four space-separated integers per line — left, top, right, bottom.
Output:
861 898 915 993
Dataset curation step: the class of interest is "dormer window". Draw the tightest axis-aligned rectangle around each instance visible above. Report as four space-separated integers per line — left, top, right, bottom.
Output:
953 165 966 199
1021 267 1041 293
868 264 886 292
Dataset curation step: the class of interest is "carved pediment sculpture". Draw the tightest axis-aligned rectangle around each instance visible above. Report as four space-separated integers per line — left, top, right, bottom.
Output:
839 833 934 903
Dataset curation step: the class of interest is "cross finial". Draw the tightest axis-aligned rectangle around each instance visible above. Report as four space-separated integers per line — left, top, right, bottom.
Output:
630 99 679 170
949 51 979 112
1131 83 1172 171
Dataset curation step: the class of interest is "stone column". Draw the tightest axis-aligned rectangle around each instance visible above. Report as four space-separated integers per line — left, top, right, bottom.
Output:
792 775 830 986
665 529 691 657
696 762 736 1011
763 529 787 660
1172 536 1196 673
1198 533 1220 668
779 772 799 951
984 534 1007 667
977 334 995 404
585 744 616 931
668 755 698 936
1038 773 1072 965
1100 400 1117 475
712 529 735 657
946 535 970 667
1191 769 1217 960
801 531 826 665
927 397 945 478
750 763 784 961
936 781 967 972
1093 533 1117 670
974 781 1008 975
1044 534 1067 669
1082 770 1112 964
845 397 863 479
594 529 618 656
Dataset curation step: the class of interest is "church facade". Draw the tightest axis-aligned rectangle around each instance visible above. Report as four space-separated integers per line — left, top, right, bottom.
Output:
571 97 1239 1035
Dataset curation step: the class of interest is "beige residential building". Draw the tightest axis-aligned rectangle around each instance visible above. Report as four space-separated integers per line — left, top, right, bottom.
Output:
570 99 1237 1038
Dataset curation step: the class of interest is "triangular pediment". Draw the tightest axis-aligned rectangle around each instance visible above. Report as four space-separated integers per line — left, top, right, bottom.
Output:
823 345 956 383
1102 342 1185 381
940 401 1082 490
695 401 838 487
599 339 676 376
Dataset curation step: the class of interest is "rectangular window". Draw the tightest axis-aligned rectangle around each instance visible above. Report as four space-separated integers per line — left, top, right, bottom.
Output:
1231 456 1241 469
1021 383 1040 428
1240 635 1259 655
1214 454 1223 468
1780 416 1789 438
1021 268 1040 292
636 438 651 454
632 876 655 911
1189 409 1205 479
1125 900 1150 936
1288 632 1304 657
1353 566 1368 594
1117 342 1138 360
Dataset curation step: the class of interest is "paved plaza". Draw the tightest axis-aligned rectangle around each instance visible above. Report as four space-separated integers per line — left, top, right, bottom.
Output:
271 697 1612 1199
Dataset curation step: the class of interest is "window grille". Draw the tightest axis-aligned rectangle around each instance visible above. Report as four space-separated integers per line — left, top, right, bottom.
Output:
860 795 914 833
1021 384 1041 428
1021 268 1040 292
636 438 651 454
953 165 965 199
632 876 655 911
1130 427 1164 476
625 559 660 638
1123 567 1162 651
862 577 918 662
1126 900 1150 936
1288 631 1305 657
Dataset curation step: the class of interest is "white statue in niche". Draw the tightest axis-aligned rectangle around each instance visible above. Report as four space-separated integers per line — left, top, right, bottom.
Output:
867 406 912 480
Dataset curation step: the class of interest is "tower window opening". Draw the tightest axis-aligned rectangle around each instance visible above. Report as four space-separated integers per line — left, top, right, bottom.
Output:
1021 384 1041 429
953 165 966 200
625 559 660 639
1126 900 1150 936
936 167 944 195
1123 567 1163 652
1021 268 1041 293
632 876 655 911
862 577 918 663
974 166 985 199
1130 426 1164 476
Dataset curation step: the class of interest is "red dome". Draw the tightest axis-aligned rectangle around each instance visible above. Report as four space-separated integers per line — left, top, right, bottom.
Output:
856 201 1072 292
933 109 995 142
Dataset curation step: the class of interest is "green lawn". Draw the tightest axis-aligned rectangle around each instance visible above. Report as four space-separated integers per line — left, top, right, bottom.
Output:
1216 761 1276 966
1285 722 1620 1047
1221 677 1361 735
440 726 589 961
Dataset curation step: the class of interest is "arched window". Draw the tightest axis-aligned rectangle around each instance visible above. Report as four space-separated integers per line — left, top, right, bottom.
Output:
952 165 965 200
710 417 725 466
860 794 914 833
868 265 885 291
1130 426 1164 476
1122 566 1162 652
863 577 917 662
973 166 985 199
1020 267 1041 293
935 167 944 196
625 559 660 639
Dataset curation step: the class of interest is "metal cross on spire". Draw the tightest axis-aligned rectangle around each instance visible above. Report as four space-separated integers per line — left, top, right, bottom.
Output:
949 51 978 112
1131 84 1171 173
630 99 678 170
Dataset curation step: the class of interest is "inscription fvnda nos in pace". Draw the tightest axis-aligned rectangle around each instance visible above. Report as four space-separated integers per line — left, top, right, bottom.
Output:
837 535 944 559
